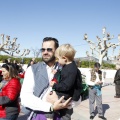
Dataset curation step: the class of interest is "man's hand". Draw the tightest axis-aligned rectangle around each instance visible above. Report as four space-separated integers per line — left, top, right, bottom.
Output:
46 91 58 104
53 96 72 111
96 81 103 85
46 91 72 111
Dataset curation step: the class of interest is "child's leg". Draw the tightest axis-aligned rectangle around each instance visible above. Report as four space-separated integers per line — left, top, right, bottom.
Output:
60 108 73 120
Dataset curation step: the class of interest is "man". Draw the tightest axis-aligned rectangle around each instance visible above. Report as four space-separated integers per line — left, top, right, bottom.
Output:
85 62 107 120
114 63 120 98
20 37 71 120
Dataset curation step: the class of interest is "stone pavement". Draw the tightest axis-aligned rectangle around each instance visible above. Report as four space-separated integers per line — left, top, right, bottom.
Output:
18 78 120 120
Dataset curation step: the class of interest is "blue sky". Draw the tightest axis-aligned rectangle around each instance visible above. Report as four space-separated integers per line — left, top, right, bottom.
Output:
0 0 120 59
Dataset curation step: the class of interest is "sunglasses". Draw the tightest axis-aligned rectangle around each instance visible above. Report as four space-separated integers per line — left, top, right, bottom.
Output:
40 48 53 52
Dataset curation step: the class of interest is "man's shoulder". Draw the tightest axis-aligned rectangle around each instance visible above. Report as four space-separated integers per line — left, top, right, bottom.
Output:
32 62 44 67
31 62 45 71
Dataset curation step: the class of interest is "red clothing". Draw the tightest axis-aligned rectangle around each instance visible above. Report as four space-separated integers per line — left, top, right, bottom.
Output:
0 78 21 118
0 70 2 75
18 72 25 78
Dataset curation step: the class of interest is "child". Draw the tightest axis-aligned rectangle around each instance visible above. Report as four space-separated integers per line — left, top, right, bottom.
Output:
48 44 82 120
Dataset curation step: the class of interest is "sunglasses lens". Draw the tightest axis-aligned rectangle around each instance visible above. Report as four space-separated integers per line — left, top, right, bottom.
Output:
40 48 52 52
40 48 45 52
47 48 52 52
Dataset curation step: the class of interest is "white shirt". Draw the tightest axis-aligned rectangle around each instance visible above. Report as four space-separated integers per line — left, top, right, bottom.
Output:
20 65 54 112
42 65 54 101
85 69 104 86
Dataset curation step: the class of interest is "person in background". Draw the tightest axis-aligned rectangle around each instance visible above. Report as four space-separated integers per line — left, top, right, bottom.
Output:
85 62 107 120
13 60 20 73
32 57 36 63
17 62 24 73
114 63 120 98
0 63 21 120
2 59 8 64
27 59 35 68
0 69 2 82
20 37 71 120
47 44 82 120
7 58 11 64
0 59 9 82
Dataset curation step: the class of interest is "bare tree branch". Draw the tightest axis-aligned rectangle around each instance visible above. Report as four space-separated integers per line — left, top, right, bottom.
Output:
0 34 30 57
83 27 120 65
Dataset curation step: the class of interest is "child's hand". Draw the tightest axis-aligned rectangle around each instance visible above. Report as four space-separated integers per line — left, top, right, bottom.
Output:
50 81 55 87
52 69 57 74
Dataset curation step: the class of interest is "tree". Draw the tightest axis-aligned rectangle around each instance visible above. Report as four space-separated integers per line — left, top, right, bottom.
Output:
83 27 120 65
31 48 41 58
0 34 30 57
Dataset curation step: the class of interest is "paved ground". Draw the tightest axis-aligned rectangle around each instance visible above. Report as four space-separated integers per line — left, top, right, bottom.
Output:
18 78 120 120
71 78 120 120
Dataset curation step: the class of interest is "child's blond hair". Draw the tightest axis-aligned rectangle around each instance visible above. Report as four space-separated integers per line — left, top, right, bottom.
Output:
55 44 76 61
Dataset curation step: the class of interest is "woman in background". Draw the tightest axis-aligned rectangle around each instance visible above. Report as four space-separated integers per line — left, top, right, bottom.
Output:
0 64 21 120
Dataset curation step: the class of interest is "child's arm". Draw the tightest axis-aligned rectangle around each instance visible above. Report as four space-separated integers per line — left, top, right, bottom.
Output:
52 70 77 92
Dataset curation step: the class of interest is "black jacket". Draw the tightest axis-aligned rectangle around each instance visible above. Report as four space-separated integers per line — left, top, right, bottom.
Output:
114 69 120 85
52 61 82 101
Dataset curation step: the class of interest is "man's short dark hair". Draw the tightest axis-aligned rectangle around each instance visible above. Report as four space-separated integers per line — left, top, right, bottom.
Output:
94 62 101 68
43 37 59 49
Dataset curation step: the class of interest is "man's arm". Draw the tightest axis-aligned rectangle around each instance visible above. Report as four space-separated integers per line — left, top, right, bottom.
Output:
114 70 120 82
20 66 71 112
46 91 72 111
20 66 52 112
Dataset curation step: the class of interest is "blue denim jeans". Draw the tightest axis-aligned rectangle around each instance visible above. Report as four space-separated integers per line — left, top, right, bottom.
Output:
0 114 18 120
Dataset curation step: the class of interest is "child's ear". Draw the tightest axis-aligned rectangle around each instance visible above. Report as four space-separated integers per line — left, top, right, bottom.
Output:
62 56 67 60
62 56 67 62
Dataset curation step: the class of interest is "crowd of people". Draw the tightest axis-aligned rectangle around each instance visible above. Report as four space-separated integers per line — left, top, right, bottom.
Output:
0 37 119 120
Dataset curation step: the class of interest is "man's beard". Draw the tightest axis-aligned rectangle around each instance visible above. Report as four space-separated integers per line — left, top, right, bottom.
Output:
42 55 55 64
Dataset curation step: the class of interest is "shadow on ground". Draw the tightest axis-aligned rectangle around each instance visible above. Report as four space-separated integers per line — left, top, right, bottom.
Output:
103 104 110 115
94 104 110 117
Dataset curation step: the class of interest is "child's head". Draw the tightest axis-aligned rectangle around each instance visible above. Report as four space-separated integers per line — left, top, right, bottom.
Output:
55 44 76 65
94 62 101 72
